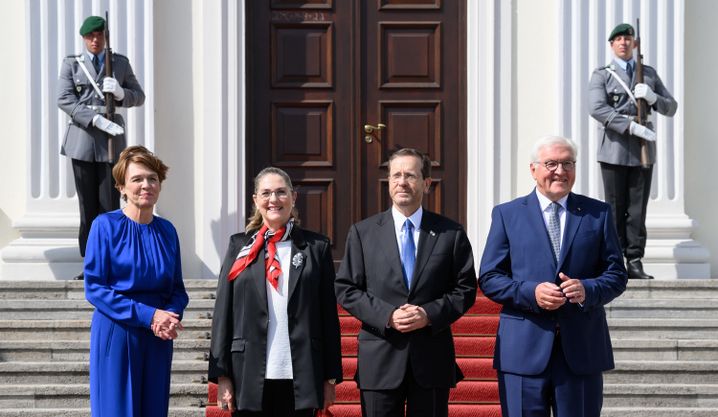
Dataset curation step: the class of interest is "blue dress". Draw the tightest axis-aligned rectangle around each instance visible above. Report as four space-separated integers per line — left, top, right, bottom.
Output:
84 209 189 417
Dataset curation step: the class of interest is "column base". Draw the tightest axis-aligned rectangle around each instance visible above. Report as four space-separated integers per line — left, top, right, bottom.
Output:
643 215 712 279
0 213 82 281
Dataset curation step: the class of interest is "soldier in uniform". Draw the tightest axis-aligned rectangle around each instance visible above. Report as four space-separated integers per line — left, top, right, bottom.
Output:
588 23 677 279
57 16 145 279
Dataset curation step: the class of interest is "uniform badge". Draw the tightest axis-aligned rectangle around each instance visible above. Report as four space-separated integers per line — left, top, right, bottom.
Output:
76 85 82 93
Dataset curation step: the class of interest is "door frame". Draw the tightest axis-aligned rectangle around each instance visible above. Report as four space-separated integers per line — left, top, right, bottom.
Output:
232 0 515 267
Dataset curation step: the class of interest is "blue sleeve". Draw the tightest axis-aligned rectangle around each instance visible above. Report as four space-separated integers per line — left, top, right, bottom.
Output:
478 206 540 313
164 229 189 319
83 217 156 328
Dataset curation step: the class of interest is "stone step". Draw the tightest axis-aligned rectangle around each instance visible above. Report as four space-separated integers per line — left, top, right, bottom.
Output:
607 318 718 339
0 339 210 362
0 408 204 417
606 361 718 384
0 384 206 408
612 339 718 361
0 319 213 341
602 408 718 417
0 299 215 320
0 361 208 385
0 280 218 300
620 280 718 299
606 298 718 318
603 384 718 407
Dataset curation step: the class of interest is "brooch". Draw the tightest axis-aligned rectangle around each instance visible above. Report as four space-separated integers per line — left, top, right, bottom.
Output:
292 253 304 269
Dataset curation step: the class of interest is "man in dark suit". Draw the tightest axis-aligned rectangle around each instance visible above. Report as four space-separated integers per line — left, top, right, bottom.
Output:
335 148 477 417
479 136 627 417
57 16 145 279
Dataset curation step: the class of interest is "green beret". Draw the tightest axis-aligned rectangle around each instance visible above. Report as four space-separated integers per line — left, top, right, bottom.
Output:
79 16 105 36
608 23 635 41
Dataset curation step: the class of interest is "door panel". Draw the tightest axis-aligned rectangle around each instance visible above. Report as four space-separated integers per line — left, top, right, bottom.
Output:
247 1 465 262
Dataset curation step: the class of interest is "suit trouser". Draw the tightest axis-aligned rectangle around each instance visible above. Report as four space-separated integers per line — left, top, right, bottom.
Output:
71 159 120 257
600 162 653 260
497 336 603 417
359 365 450 417
234 379 314 417
89 310 173 417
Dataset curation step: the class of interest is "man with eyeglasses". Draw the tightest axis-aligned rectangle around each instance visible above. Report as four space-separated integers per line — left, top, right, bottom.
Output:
588 23 677 279
479 136 627 417
335 148 477 417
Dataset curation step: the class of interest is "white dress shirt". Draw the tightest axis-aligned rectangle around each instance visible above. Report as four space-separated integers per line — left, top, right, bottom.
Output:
392 206 422 259
535 190 568 250
265 240 293 379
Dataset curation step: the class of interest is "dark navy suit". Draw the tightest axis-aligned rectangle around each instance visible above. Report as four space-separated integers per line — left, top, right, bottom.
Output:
479 190 627 417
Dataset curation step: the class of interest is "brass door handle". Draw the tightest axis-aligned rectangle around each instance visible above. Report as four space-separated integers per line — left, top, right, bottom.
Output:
364 123 386 143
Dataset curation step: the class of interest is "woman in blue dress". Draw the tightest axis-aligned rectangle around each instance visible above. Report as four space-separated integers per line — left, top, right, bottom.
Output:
84 145 189 417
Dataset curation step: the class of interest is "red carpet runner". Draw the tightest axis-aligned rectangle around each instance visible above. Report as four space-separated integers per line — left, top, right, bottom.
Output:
206 292 501 417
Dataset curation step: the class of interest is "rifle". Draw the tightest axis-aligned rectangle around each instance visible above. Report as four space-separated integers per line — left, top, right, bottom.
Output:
634 18 650 168
104 11 116 163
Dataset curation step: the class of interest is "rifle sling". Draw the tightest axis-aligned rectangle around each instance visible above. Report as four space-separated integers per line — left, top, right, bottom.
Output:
74 56 105 102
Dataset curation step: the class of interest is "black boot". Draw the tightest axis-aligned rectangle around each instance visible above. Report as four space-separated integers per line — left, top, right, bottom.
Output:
73 272 84 281
627 259 654 279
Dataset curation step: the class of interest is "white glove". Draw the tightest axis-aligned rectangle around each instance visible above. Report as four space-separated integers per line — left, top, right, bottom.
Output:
102 77 125 101
629 121 656 142
92 114 125 136
634 83 657 105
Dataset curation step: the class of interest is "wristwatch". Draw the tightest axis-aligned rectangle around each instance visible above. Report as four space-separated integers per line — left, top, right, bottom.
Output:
327 379 336 385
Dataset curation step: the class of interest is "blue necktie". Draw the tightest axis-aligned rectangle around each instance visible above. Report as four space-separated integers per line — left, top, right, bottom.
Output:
401 219 416 289
548 202 561 262
626 62 633 80
93 55 101 73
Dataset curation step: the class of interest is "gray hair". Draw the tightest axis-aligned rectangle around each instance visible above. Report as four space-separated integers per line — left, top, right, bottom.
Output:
530 136 578 162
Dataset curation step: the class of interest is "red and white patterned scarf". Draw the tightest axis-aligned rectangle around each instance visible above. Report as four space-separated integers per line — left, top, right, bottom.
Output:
226 219 294 290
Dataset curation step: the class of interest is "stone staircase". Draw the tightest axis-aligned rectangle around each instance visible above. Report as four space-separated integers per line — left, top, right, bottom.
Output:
0 280 216 417
602 280 718 417
1 279 717 416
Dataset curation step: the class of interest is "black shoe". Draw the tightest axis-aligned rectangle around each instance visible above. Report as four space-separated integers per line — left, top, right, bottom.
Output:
73 272 84 281
627 259 654 279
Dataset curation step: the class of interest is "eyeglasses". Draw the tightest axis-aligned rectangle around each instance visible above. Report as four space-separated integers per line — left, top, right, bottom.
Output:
534 160 576 172
256 189 291 200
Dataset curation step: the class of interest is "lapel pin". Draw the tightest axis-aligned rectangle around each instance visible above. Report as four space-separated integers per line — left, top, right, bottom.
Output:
429 230 436 237
292 253 304 269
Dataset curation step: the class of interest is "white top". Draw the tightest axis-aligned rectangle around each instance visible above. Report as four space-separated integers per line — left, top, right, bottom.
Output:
535 189 568 249
265 240 293 379
392 205 422 259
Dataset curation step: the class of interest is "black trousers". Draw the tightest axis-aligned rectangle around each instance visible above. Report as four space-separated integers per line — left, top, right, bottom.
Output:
360 366 450 417
71 159 120 257
600 162 653 260
234 379 314 417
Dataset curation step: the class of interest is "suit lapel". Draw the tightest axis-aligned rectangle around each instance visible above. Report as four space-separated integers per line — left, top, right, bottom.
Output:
287 228 308 301
525 191 558 265
249 247 269 312
376 210 407 292
557 193 584 270
409 211 439 294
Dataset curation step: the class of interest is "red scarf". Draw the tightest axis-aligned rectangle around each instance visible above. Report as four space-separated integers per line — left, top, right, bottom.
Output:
227 223 289 290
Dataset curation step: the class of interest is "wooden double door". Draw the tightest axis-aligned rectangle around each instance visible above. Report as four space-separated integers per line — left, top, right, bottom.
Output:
247 0 466 262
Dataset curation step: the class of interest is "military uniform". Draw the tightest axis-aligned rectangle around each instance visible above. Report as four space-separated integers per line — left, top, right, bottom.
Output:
57 17 145 260
588 25 677 277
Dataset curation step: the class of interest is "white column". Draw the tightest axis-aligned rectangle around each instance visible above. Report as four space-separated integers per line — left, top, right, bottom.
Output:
0 0 154 280
557 0 710 278
466 0 515 263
